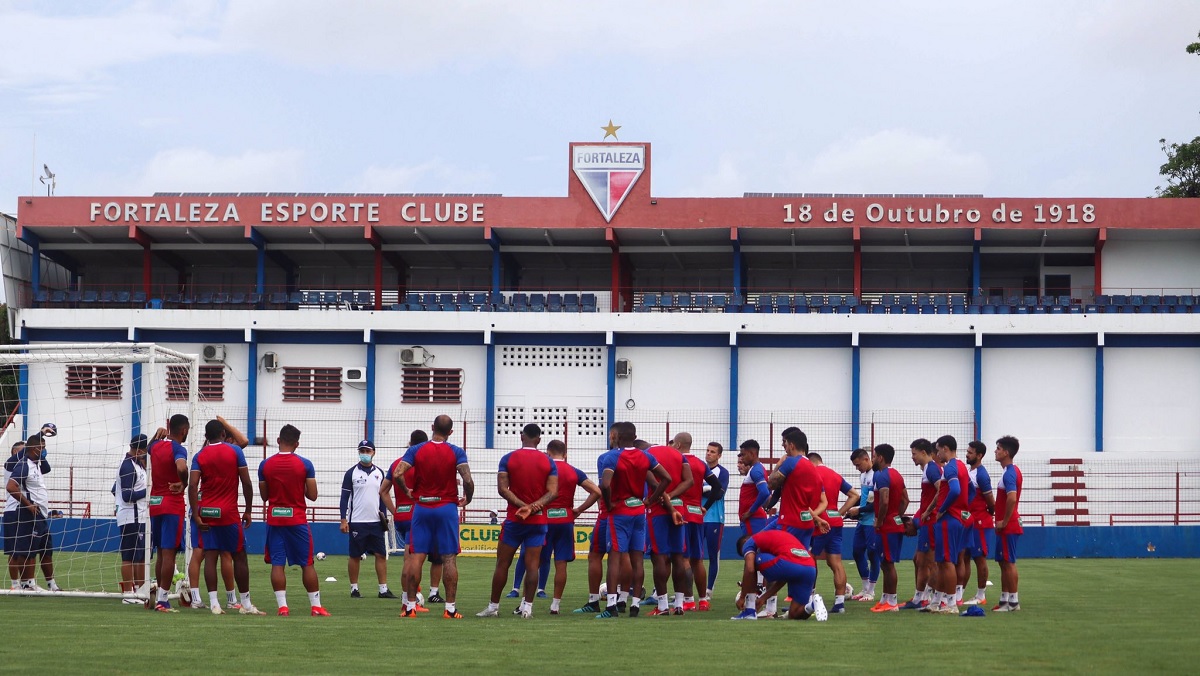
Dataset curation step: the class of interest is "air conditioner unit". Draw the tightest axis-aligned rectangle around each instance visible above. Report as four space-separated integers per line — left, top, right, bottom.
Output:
615 358 632 378
399 346 429 366
262 352 280 371
202 344 226 363
344 366 367 383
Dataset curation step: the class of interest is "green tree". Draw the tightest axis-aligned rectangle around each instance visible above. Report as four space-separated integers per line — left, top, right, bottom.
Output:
1157 137 1200 197
1157 32 1200 197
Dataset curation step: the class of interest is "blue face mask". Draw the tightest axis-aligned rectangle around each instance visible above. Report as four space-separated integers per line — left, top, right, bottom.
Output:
359 453 373 464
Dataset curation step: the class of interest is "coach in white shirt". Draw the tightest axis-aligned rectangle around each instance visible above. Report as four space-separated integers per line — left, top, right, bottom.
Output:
114 434 152 602
340 440 395 598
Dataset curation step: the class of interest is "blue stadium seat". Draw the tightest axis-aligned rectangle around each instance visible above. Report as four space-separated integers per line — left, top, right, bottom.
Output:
268 292 287 307
355 291 372 309
512 293 529 312
81 290 98 305
659 294 674 311
34 289 49 306
212 292 230 307
563 293 580 312
340 291 355 306
981 304 996 315
472 292 488 310
99 291 115 304
580 293 597 312
545 293 563 312
637 293 659 312
131 290 147 307
489 292 509 312
530 293 546 312
288 291 303 307
871 304 886 314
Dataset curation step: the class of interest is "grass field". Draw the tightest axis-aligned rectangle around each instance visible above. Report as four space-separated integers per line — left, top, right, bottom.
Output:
0 556 1193 674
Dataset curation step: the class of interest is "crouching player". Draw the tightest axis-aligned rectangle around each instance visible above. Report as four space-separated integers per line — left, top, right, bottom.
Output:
731 529 827 621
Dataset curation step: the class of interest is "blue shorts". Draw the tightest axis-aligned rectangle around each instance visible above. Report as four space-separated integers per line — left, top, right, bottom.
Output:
410 503 459 556
545 523 576 562
3 510 51 558
347 522 386 558
760 559 817 608
935 518 965 563
268 524 314 566
996 533 1019 563
683 523 706 560
853 523 877 552
150 513 185 551
811 525 843 557
647 514 683 555
741 517 768 538
589 517 610 554
395 520 411 547
607 514 646 553
916 519 935 553
778 524 814 550
968 527 991 558
876 531 904 563
119 522 147 563
200 523 245 553
500 520 547 549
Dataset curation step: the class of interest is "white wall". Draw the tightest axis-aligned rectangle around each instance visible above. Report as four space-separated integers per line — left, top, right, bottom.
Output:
616 346 729 450
982 348 1095 454
1103 238 1200 294
738 347 853 453
861 347 975 448
1104 347 1200 453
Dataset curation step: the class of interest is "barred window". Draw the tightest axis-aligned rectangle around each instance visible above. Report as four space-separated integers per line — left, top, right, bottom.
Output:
167 364 225 401
402 368 463 403
283 367 342 402
66 365 123 400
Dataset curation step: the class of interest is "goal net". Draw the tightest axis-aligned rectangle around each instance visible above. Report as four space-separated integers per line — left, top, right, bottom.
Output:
0 343 197 599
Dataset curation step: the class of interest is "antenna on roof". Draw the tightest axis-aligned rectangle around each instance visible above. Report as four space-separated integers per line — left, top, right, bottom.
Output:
38 164 56 196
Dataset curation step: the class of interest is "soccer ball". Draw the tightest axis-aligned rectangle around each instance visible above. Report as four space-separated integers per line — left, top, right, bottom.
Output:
360 553 367 560
416 591 424 606
315 552 326 561
598 582 608 597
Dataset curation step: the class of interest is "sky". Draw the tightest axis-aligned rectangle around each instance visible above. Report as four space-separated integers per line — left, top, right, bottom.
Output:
1 0 1199 216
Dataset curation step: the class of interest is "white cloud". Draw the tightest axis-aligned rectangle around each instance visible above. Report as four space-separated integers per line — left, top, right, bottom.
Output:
126 148 306 194
678 155 748 197
350 160 494 194
783 130 991 195
0 2 224 88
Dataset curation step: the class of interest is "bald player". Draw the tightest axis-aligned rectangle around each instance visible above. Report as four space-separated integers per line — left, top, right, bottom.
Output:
676 432 724 611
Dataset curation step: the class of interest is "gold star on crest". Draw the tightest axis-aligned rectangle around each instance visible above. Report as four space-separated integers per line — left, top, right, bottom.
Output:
601 119 621 140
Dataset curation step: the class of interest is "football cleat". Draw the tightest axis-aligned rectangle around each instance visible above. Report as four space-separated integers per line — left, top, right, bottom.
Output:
647 607 670 616
697 600 710 612
991 602 1009 612
400 607 417 618
549 609 559 615
756 607 774 618
428 593 445 603
671 607 684 616
628 605 640 617
476 607 499 617
731 608 758 620
682 601 697 612
443 609 464 619
573 602 600 613
844 583 854 598
311 606 331 616
870 602 899 613
209 604 225 615
900 599 923 610
122 597 143 605
830 602 846 614
962 597 985 606
536 590 548 599
594 608 618 619
277 607 289 616
379 590 397 599
851 591 875 602
811 594 828 622
616 601 627 614
994 602 1020 612
239 605 266 615
226 602 242 610
350 589 362 598
518 607 533 619
414 604 430 613
155 602 179 613
505 589 520 598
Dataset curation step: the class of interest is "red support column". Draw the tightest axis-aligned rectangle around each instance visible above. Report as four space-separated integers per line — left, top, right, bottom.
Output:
852 226 862 299
607 227 622 312
1094 228 1106 298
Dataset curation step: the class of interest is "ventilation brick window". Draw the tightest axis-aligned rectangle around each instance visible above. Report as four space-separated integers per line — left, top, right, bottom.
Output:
282 367 342 402
500 346 603 367
574 407 607 437
494 406 526 439
167 364 225 401
402 368 464 403
531 406 567 437
66 364 123 400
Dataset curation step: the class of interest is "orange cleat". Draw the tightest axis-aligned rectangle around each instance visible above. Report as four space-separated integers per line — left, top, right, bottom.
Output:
443 609 463 619
414 604 431 613
311 606 331 616
400 607 417 618
277 607 289 616
697 599 710 612
870 601 899 613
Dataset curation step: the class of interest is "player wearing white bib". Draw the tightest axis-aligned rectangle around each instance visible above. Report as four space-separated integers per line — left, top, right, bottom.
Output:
114 434 152 603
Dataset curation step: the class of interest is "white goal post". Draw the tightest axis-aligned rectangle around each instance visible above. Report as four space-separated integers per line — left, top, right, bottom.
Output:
0 342 198 599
